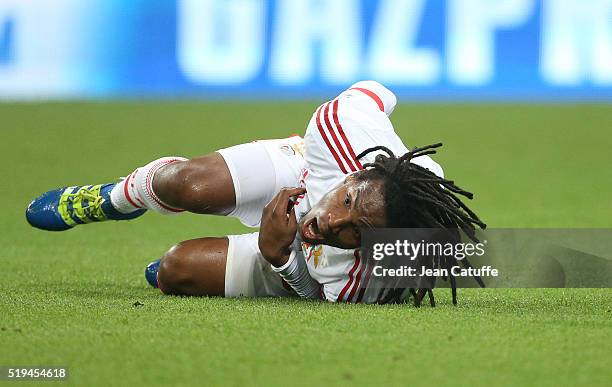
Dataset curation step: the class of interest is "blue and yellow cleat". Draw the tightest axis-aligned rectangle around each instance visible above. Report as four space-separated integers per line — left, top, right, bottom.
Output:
26 184 145 231
145 259 161 288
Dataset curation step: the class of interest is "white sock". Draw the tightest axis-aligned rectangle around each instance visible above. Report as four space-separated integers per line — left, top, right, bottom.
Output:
110 157 188 214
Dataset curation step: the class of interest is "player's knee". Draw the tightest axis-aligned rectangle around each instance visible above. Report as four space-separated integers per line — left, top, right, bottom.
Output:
174 162 212 202
157 243 195 295
154 158 220 211
152 160 191 206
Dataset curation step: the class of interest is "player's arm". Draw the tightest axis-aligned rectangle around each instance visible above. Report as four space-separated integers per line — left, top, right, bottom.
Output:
258 187 321 299
271 249 321 299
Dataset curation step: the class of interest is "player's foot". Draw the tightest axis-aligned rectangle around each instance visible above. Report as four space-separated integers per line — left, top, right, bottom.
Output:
26 184 146 231
145 259 161 288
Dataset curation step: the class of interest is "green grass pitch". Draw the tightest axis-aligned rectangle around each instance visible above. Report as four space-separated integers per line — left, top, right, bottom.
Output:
1 102 611 386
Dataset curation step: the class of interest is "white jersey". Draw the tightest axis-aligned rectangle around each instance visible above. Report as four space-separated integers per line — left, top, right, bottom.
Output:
291 81 444 302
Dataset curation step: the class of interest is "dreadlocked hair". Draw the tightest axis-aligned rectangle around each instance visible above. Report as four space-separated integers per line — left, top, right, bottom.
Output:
355 142 487 306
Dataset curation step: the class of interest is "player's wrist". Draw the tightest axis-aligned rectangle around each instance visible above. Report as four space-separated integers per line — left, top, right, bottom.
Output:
272 250 321 299
258 238 291 266
267 249 290 267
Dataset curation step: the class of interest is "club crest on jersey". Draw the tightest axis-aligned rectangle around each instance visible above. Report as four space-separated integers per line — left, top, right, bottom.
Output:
302 242 324 268
288 136 305 157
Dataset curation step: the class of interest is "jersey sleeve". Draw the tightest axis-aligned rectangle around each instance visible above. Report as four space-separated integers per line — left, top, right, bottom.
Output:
303 81 443 202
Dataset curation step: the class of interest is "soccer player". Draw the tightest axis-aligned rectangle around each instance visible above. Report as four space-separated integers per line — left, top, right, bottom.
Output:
26 81 485 305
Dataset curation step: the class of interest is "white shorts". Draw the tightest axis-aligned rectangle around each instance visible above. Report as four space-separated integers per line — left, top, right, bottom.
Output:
217 136 306 228
225 233 296 297
217 137 306 297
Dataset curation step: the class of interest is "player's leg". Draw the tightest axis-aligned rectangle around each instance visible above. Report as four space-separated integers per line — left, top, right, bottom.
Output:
107 153 237 217
25 154 236 231
144 138 306 290
151 153 235 215
25 155 203 231
154 232 296 298
113 137 305 223
26 137 304 231
155 237 228 296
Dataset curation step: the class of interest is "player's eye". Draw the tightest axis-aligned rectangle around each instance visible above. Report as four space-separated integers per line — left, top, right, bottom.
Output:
344 194 351 208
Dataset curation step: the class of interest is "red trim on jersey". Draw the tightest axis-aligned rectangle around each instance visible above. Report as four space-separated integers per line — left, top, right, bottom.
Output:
355 261 374 303
337 253 361 302
316 103 348 174
350 87 385 112
323 101 357 172
123 172 142 209
332 99 363 170
346 250 365 302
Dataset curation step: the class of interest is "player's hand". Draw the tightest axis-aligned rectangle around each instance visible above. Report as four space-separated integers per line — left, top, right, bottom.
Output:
258 187 306 267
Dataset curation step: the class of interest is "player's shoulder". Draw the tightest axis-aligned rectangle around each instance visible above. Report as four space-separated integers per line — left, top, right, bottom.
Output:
339 80 397 116
307 80 397 119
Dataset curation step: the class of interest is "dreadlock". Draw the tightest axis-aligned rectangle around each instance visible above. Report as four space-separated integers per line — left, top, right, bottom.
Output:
355 142 486 306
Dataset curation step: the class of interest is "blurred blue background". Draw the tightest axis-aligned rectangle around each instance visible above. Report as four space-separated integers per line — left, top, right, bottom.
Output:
0 0 611 100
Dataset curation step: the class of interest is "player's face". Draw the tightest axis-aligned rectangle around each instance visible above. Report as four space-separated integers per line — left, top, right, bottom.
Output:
298 175 386 249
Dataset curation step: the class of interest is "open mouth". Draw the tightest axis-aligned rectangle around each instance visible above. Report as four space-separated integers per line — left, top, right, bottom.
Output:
302 216 323 241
